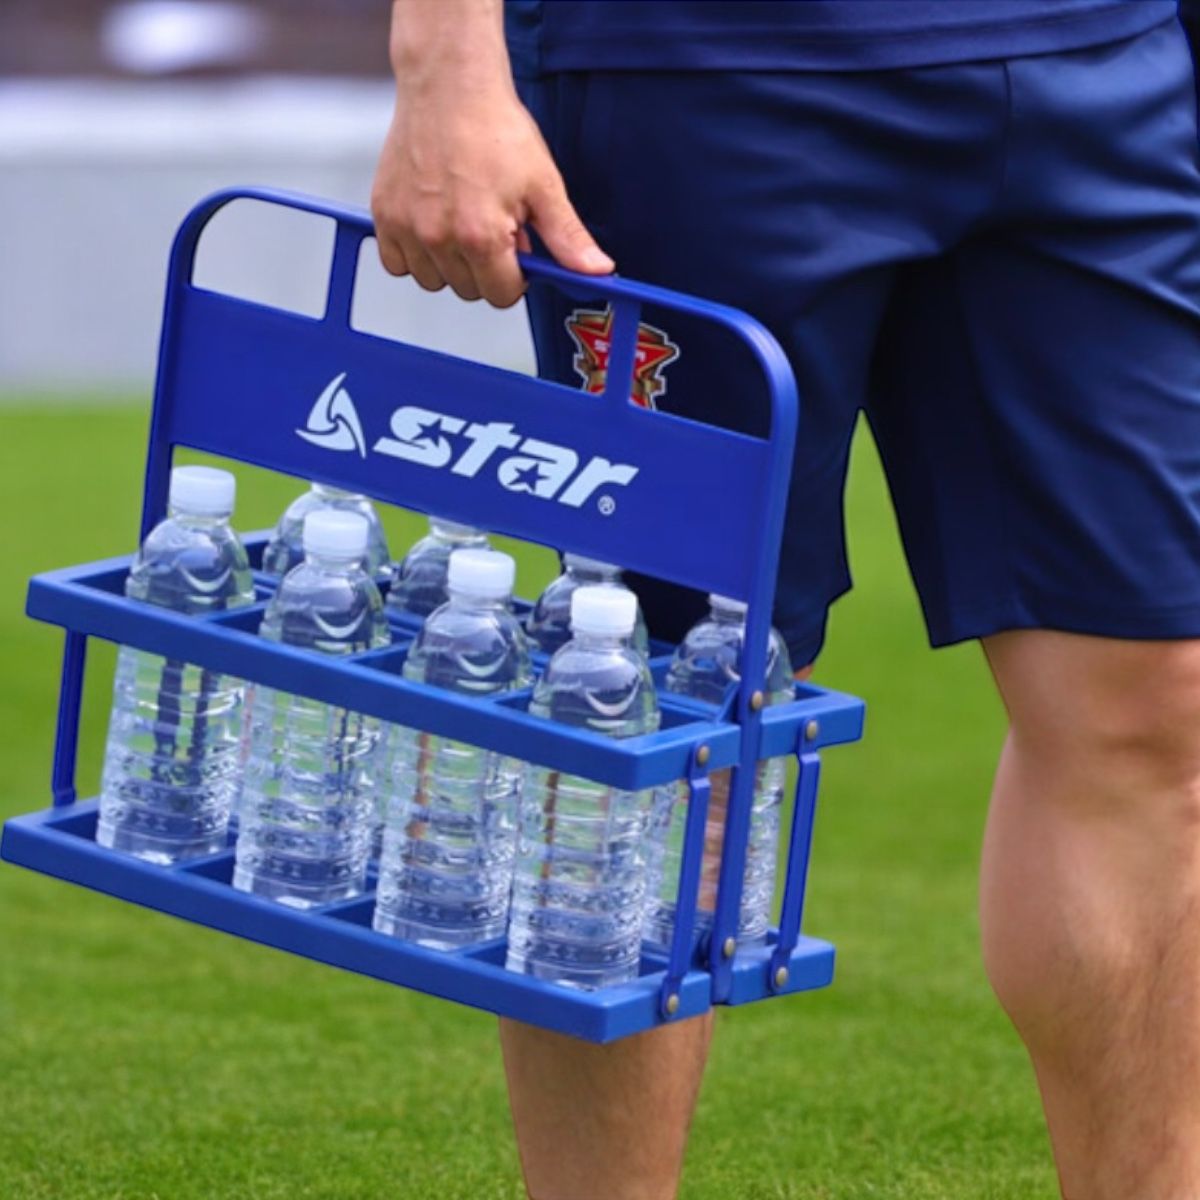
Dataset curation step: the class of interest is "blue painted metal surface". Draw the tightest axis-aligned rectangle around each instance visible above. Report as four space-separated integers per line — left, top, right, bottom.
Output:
660 744 715 1018
1 187 865 1041
771 748 823 993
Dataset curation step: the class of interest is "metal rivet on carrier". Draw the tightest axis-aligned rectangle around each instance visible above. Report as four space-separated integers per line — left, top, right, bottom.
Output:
722 936 737 959
696 744 711 767
665 993 681 1016
774 966 790 990
805 720 820 742
749 691 765 712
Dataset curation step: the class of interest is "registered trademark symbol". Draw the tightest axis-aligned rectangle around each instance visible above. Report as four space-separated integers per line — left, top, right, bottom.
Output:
597 495 616 516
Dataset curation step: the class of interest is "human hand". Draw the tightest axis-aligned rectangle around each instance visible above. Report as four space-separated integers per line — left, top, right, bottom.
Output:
371 0 613 308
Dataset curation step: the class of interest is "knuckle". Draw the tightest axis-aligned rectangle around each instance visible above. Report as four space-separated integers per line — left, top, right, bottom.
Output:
409 259 446 291
368 186 386 223
559 215 591 246
485 281 526 310
533 165 566 197
378 246 408 278
412 215 451 250
369 190 402 233
457 223 505 259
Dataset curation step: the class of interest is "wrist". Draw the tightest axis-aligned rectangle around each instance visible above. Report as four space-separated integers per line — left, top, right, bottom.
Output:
389 0 507 77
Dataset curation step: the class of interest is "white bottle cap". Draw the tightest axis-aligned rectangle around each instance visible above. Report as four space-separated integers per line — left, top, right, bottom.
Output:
572 585 637 637
303 509 368 559
709 593 749 616
169 465 236 516
564 552 620 575
448 548 515 598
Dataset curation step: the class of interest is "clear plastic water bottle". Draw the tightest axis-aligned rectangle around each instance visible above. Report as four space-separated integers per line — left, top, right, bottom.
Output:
97 466 255 863
385 516 490 620
374 548 533 947
262 481 391 584
526 553 650 657
506 587 661 989
645 594 794 949
233 510 389 908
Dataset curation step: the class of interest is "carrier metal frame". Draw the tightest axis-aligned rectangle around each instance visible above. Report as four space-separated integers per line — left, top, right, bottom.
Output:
1 188 864 1042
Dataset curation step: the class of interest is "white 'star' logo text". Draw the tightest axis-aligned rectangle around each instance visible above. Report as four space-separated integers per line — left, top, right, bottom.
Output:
298 374 639 512
297 372 367 458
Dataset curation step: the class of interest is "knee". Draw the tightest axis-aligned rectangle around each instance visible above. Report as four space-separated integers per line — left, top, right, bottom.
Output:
986 632 1200 807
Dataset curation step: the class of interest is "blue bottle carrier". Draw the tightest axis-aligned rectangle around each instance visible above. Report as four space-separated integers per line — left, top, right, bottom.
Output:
1 189 864 1042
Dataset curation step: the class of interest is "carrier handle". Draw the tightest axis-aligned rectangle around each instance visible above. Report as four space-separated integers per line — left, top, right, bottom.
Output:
164 186 797 431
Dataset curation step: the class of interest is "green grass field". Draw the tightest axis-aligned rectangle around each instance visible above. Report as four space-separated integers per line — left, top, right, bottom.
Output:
0 402 1058 1198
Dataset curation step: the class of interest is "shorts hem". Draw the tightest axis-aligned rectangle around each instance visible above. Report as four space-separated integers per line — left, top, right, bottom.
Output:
776 584 850 668
928 593 1200 649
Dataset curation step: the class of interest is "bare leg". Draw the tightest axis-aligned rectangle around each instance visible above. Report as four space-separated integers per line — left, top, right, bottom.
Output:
981 630 1200 1199
500 1014 714 1200
501 667 810 1198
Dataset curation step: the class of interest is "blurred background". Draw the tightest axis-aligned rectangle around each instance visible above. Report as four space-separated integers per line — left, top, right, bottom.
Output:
0 4 1035 1199
0 0 531 394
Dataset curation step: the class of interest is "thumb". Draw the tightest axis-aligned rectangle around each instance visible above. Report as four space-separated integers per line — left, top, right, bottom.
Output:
529 175 614 274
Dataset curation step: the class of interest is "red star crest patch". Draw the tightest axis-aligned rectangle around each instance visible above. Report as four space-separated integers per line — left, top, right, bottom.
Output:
564 306 680 410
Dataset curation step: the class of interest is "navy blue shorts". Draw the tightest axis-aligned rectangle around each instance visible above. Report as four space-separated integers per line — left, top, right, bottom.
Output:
519 19 1200 665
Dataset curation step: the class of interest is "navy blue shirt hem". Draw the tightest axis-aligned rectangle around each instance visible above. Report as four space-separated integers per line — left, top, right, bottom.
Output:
507 1 1177 78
